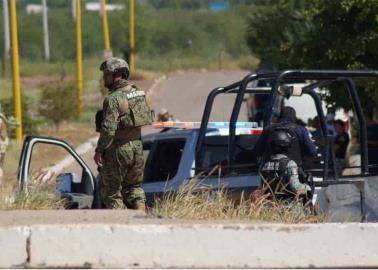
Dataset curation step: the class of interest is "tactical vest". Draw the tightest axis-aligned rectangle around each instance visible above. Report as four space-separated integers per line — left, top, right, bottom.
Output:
118 85 154 128
268 123 302 166
260 157 294 200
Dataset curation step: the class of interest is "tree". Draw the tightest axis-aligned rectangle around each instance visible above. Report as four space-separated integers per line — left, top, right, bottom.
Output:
246 0 311 68
39 80 78 130
292 0 378 111
247 0 378 112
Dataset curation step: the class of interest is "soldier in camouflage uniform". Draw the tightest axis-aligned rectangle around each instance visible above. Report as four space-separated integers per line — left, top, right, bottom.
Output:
0 107 10 185
94 57 153 210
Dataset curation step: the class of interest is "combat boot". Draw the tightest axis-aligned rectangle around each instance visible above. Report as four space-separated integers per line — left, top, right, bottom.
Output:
134 202 146 212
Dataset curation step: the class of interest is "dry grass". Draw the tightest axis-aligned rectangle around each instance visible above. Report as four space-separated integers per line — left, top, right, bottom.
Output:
0 171 65 210
151 177 324 224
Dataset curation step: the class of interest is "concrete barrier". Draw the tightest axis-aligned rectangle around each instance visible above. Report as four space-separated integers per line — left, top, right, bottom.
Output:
0 227 29 268
1 222 378 268
319 175 378 222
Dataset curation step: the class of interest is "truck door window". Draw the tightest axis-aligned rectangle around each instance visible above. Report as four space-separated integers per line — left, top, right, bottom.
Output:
27 143 92 196
144 139 186 182
29 144 83 180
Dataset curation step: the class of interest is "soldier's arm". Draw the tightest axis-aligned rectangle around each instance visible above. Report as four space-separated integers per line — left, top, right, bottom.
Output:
287 160 310 194
95 96 120 153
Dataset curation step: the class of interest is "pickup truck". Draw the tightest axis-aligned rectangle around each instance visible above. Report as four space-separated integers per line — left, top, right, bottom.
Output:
17 122 263 209
17 70 378 221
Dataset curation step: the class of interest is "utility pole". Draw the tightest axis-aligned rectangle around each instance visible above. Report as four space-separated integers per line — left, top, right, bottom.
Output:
2 0 10 77
9 0 23 142
101 0 112 58
3 0 10 58
42 0 50 60
76 0 83 115
129 0 135 73
72 0 76 20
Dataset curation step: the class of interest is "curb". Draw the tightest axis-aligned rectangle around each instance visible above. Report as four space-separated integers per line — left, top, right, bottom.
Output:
147 74 167 95
1 222 378 268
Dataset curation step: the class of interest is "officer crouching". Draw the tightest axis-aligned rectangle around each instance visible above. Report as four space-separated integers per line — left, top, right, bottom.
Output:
259 128 312 202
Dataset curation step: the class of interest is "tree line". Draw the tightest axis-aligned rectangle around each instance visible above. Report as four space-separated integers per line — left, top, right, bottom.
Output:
0 2 251 62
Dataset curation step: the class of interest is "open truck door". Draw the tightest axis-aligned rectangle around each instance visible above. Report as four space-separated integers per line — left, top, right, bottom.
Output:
17 135 101 209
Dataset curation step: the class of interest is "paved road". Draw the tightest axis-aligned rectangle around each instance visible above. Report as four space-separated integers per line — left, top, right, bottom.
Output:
149 69 249 122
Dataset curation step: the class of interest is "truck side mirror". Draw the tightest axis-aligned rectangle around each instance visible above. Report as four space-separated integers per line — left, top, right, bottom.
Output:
278 85 303 98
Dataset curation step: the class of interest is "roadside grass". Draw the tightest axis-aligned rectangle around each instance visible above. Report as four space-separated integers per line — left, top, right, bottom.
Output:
0 172 64 210
0 78 12 100
152 179 324 224
0 172 324 223
0 167 324 223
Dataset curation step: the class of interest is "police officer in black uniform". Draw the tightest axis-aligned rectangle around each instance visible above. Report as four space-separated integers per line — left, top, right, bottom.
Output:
254 106 317 201
260 128 311 201
255 106 317 167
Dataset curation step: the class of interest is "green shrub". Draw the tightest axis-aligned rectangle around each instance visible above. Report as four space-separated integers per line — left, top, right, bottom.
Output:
0 96 41 137
39 80 78 130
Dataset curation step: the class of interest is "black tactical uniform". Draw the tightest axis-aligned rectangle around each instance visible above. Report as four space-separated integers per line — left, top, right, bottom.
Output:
255 107 317 167
260 128 311 201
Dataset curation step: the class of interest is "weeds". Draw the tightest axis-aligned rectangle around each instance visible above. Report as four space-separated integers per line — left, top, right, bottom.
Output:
0 166 324 224
0 171 65 210
152 178 324 224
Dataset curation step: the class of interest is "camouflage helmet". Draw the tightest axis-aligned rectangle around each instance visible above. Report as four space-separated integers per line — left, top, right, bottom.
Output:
99 57 130 79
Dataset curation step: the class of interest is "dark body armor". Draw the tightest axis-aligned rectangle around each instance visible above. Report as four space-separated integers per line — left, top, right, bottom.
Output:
260 155 296 201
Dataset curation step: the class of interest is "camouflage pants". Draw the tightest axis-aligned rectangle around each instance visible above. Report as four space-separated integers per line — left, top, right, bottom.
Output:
100 140 146 209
